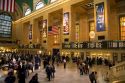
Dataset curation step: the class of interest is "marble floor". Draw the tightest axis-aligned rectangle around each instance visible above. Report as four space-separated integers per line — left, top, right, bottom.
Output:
0 63 110 83
26 63 109 83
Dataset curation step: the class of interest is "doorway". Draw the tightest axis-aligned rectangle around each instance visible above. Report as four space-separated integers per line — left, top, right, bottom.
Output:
52 48 60 56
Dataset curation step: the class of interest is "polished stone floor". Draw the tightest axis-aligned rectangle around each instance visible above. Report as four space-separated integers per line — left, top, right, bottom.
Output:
26 63 109 83
0 63 109 83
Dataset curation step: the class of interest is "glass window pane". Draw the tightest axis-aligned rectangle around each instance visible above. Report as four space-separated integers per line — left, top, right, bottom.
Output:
36 2 44 10
50 0 57 3
0 14 11 37
25 8 31 16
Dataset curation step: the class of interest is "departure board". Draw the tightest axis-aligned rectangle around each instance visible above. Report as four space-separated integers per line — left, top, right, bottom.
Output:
0 14 12 38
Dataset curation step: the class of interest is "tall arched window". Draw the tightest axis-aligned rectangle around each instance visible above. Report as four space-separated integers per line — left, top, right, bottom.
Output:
120 16 125 40
35 1 45 10
0 13 12 37
25 8 31 16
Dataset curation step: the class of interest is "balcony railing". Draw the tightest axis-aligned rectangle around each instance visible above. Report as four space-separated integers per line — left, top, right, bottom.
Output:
110 61 125 82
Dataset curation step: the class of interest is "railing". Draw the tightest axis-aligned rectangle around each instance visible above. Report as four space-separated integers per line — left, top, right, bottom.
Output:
62 40 125 49
110 61 125 82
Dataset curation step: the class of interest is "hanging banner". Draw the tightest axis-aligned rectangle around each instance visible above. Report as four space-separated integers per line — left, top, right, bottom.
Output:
42 19 47 38
96 2 105 32
75 23 80 41
29 24 32 40
63 12 69 35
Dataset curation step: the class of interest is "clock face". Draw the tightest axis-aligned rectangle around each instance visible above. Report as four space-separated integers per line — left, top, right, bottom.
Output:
89 31 95 39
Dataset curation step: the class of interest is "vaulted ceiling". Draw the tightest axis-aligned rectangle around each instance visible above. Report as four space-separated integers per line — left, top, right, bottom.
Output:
12 0 49 20
2 0 124 21
16 0 33 11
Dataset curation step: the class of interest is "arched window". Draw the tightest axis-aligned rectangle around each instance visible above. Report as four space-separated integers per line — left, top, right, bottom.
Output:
50 0 57 3
35 1 45 10
0 13 12 37
24 8 31 16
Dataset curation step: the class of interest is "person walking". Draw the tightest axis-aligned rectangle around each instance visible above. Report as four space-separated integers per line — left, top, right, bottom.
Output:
5 70 16 83
63 58 66 69
51 64 55 78
89 72 96 83
29 73 39 83
17 62 26 83
45 64 52 81
79 63 83 75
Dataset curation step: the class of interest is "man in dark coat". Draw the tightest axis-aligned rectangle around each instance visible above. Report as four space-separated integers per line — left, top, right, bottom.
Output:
29 73 39 83
18 63 26 83
5 70 16 83
89 72 96 83
45 64 52 81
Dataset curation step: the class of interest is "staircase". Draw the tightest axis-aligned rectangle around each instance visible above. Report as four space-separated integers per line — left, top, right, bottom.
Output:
110 61 125 83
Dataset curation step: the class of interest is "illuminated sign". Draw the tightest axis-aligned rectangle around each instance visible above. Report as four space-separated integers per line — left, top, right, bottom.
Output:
62 41 125 49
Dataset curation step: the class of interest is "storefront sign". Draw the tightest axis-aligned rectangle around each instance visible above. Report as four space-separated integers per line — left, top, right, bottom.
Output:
62 41 125 49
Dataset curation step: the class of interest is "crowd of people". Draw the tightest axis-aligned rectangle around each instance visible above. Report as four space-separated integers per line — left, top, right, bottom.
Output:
0 52 114 83
0 52 41 83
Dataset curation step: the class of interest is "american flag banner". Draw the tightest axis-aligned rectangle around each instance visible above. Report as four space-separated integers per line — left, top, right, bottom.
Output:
63 12 69 35
0 0 15 12
48 26 59 36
